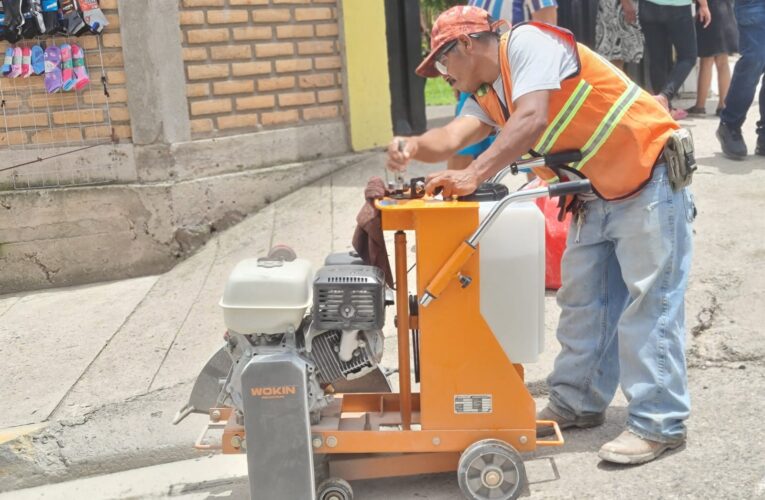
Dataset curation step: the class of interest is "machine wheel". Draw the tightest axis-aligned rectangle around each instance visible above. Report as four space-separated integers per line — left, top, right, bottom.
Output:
457 439 527 500
316 478 353 500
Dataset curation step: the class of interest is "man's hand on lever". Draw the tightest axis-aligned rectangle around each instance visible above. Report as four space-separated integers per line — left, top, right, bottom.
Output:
425 167 480 198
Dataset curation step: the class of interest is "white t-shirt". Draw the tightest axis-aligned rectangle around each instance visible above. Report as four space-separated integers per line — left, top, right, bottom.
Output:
459 24 579 128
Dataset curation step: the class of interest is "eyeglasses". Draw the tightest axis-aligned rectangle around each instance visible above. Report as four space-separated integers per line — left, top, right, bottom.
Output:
433 32 495 76
434 40 459 76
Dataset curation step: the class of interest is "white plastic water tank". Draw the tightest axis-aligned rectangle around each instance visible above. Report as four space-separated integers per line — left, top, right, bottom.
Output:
478 201 545 363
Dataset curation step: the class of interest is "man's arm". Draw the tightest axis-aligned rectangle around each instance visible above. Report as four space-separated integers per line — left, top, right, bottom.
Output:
387 115 493 171
424 90 550 197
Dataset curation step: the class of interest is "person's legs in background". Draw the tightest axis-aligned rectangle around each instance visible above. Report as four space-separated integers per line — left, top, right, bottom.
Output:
689 56 715 114
663 5 698 119
714 53 732 115
688 53 729 116
640 2 672 100
756 72 765 155
717 0 765 159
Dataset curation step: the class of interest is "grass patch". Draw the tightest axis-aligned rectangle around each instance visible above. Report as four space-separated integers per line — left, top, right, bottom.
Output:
425 77 457 106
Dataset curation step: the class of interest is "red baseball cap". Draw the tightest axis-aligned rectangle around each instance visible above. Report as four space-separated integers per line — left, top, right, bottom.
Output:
416 6 503 78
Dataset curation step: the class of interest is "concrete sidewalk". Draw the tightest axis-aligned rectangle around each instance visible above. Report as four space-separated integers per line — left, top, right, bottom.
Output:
2 106 765 497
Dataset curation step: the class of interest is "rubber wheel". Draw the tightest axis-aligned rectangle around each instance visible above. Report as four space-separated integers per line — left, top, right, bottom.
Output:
457 439 527 500
317 478 353 500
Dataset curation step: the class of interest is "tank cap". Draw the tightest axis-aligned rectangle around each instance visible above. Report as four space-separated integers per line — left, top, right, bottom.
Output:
256 258 285 268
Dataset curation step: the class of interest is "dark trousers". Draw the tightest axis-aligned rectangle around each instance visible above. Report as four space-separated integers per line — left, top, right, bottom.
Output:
639 2 698 102
720 0 765 133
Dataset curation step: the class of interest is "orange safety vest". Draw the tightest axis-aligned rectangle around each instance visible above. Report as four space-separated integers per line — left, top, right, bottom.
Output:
473 22 678 200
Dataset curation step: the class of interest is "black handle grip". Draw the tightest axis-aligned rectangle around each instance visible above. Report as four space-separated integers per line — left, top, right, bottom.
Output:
548 179 592 198
544 150 582 165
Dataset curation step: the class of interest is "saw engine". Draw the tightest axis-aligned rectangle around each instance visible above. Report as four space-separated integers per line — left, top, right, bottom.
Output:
176 249 391 499
177 249 390 433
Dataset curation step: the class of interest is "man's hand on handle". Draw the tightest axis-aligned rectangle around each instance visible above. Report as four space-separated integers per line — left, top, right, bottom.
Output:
425 167 480 198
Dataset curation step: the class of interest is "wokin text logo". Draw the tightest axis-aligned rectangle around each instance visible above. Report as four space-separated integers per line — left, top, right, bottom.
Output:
250 385 297 399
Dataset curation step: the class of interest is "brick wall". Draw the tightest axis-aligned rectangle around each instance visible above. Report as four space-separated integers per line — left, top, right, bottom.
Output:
0 0 131 148
180 0 345 139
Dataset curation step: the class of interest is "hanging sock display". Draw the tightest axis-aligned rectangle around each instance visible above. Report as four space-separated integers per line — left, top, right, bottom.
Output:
60 43 75 90
9 46 22 77
59 0 86 36
41 0 59 34
1 47 13 76
44 44 61 93
21 0 47 38
71 43 88 89
20 45 31 77
78 0 107 33
31 43 44 74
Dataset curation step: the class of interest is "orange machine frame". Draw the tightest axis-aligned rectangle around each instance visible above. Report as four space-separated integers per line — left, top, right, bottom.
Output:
203 196 562 480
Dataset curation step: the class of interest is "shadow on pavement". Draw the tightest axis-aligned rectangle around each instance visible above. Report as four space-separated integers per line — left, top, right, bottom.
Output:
697 153 765 175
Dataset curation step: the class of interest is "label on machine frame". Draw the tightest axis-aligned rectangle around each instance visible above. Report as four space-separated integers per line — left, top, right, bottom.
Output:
454 394 493 414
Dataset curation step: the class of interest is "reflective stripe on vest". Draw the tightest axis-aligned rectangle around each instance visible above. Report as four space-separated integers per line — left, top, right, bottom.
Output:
571 81 641 171
533 79 592 155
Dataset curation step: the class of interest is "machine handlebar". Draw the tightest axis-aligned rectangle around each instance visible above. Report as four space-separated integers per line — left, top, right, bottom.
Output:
489 150 582 183
548 179 592 198
542 150 582 166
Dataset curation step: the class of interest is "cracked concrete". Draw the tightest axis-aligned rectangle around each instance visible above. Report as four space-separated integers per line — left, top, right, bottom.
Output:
23 252 61 283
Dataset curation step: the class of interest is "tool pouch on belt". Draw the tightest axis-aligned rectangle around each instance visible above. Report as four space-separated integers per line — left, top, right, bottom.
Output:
664 128 697 191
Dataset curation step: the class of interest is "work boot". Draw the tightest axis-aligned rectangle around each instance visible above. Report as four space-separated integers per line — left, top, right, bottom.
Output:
716 122 747 160
536 405 605 438
598 430 684 465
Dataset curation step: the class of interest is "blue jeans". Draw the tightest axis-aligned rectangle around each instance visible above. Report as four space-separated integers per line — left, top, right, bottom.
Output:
547 166 695 443
720 0 765 132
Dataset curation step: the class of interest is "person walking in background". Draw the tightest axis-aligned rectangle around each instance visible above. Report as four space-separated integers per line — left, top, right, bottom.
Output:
640 0 712 120
686 0 738 116
716 0 765 159
595 0 644 71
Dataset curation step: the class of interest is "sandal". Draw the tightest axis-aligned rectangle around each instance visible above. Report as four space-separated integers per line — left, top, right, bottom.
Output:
685 106 706 115
670 108 688 120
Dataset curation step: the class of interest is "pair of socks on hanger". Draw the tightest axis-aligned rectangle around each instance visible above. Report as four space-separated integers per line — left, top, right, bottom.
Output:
59 0 109 35
2 45 45 77
43 43 89 93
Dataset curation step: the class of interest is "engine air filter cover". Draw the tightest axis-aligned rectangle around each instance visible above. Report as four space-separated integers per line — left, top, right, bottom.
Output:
313 265 385 330
220 257 313 335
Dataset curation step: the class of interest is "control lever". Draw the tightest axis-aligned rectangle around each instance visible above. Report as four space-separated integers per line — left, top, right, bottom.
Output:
395 139 407 194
